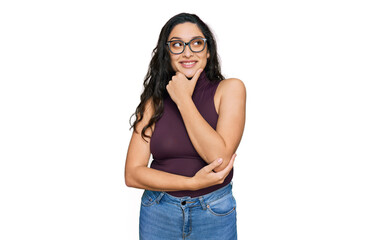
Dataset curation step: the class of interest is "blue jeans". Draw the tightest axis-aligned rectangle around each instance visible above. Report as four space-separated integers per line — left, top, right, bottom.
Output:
139 182 237 240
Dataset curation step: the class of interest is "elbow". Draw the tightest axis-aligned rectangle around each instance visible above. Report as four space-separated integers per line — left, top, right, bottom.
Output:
124 170 136 188
204 141 230 164
213 152 235 172
124 175 132 188
125 165 147 189
125 176 139 189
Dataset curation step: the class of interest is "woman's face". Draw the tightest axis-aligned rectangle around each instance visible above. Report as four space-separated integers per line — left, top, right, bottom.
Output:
167 22 209 78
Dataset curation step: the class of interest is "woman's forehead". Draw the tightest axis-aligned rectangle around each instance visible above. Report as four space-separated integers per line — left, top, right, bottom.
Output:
168 22 204 41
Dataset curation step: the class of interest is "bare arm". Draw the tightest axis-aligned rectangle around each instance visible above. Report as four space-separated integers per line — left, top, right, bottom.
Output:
124 98 235 191
166 71 246 172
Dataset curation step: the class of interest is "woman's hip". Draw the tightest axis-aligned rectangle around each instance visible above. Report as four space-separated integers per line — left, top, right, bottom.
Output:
139 182 237 239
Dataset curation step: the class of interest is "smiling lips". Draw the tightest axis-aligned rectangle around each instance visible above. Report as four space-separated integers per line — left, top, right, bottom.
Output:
180 61 197 68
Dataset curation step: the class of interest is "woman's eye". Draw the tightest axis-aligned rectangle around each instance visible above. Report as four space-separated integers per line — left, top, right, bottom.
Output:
192 40 202 45
172 42 183 48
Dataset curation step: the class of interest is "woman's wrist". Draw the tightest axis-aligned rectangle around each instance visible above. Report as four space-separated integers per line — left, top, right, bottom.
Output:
187 177 199 191
176 96 193 113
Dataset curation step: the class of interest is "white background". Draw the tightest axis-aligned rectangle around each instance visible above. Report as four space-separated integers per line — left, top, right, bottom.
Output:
1 0 370 239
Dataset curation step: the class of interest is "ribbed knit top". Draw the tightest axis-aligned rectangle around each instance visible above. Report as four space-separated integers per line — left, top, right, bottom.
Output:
149 71 233 197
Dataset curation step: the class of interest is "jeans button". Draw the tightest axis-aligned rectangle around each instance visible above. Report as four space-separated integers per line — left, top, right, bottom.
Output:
181 201 186 206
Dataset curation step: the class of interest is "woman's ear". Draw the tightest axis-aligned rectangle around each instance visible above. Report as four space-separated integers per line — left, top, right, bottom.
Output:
207 51 210 59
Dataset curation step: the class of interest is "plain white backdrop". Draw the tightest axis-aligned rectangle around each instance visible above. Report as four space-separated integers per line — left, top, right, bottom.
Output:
1 0 370 239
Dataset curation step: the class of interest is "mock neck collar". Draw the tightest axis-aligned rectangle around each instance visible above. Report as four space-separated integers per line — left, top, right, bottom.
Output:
194 70 210 92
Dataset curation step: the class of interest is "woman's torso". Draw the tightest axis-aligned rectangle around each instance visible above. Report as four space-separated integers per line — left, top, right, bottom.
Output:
149 71 233 197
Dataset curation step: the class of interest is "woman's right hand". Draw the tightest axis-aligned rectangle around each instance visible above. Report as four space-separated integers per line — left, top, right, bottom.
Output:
190 154 236 191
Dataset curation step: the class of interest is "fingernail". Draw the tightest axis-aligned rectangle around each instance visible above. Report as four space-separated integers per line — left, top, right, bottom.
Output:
218 158 223 163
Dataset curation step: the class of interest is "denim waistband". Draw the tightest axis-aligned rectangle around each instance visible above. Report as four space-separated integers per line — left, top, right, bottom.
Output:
146 182 233 210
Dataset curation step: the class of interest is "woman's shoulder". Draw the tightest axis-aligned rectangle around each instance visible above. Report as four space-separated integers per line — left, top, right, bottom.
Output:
216 77 246 97
214 77 246 114
140 97 155 118
219 77 245 89
135 97 155 132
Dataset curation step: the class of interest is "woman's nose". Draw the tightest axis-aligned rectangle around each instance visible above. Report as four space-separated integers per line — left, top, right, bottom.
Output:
183 44 193 57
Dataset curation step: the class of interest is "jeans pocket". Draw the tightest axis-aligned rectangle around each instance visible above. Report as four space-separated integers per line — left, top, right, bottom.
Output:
206 193 236 216
141 190 160 207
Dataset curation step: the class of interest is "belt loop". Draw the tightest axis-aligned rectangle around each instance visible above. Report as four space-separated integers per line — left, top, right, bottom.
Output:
155 192 165 204
199 196 207 210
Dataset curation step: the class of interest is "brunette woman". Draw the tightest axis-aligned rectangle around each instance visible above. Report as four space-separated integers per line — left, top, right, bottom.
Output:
125 13 246 240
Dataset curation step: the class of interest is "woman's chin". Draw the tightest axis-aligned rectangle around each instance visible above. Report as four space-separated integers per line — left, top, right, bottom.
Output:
181 69 196 79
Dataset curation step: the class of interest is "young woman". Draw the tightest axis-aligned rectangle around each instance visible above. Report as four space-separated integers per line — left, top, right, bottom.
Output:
125 13 246 240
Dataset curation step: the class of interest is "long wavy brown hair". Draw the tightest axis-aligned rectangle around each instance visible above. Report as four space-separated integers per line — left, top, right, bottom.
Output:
130 13 225 141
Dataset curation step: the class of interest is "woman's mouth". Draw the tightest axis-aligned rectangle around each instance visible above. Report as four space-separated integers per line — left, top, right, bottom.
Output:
180 61 197 68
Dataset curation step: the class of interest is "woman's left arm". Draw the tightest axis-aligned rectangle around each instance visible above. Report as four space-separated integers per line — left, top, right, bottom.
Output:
166 70 246 172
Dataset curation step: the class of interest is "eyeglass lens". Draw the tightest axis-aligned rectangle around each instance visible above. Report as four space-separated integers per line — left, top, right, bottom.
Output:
169 38 205 54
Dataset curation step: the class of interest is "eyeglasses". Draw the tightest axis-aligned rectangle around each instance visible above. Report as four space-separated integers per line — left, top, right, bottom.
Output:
166 38 207 55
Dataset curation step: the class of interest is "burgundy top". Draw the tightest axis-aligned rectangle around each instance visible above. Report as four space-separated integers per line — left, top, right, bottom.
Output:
150 71 233 197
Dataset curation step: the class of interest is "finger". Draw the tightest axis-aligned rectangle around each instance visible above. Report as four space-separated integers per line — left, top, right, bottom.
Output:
191 69 203 83
203 158 223 173
175 71 186 79
219 153 236 176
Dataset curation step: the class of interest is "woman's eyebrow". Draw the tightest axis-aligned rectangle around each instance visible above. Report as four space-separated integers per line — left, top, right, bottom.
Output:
169 36 204 41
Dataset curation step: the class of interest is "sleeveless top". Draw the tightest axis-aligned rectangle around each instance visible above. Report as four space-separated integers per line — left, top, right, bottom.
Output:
150 71 233 197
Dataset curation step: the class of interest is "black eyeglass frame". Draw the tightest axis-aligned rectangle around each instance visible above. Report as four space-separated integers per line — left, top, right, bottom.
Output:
166 38 207 55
